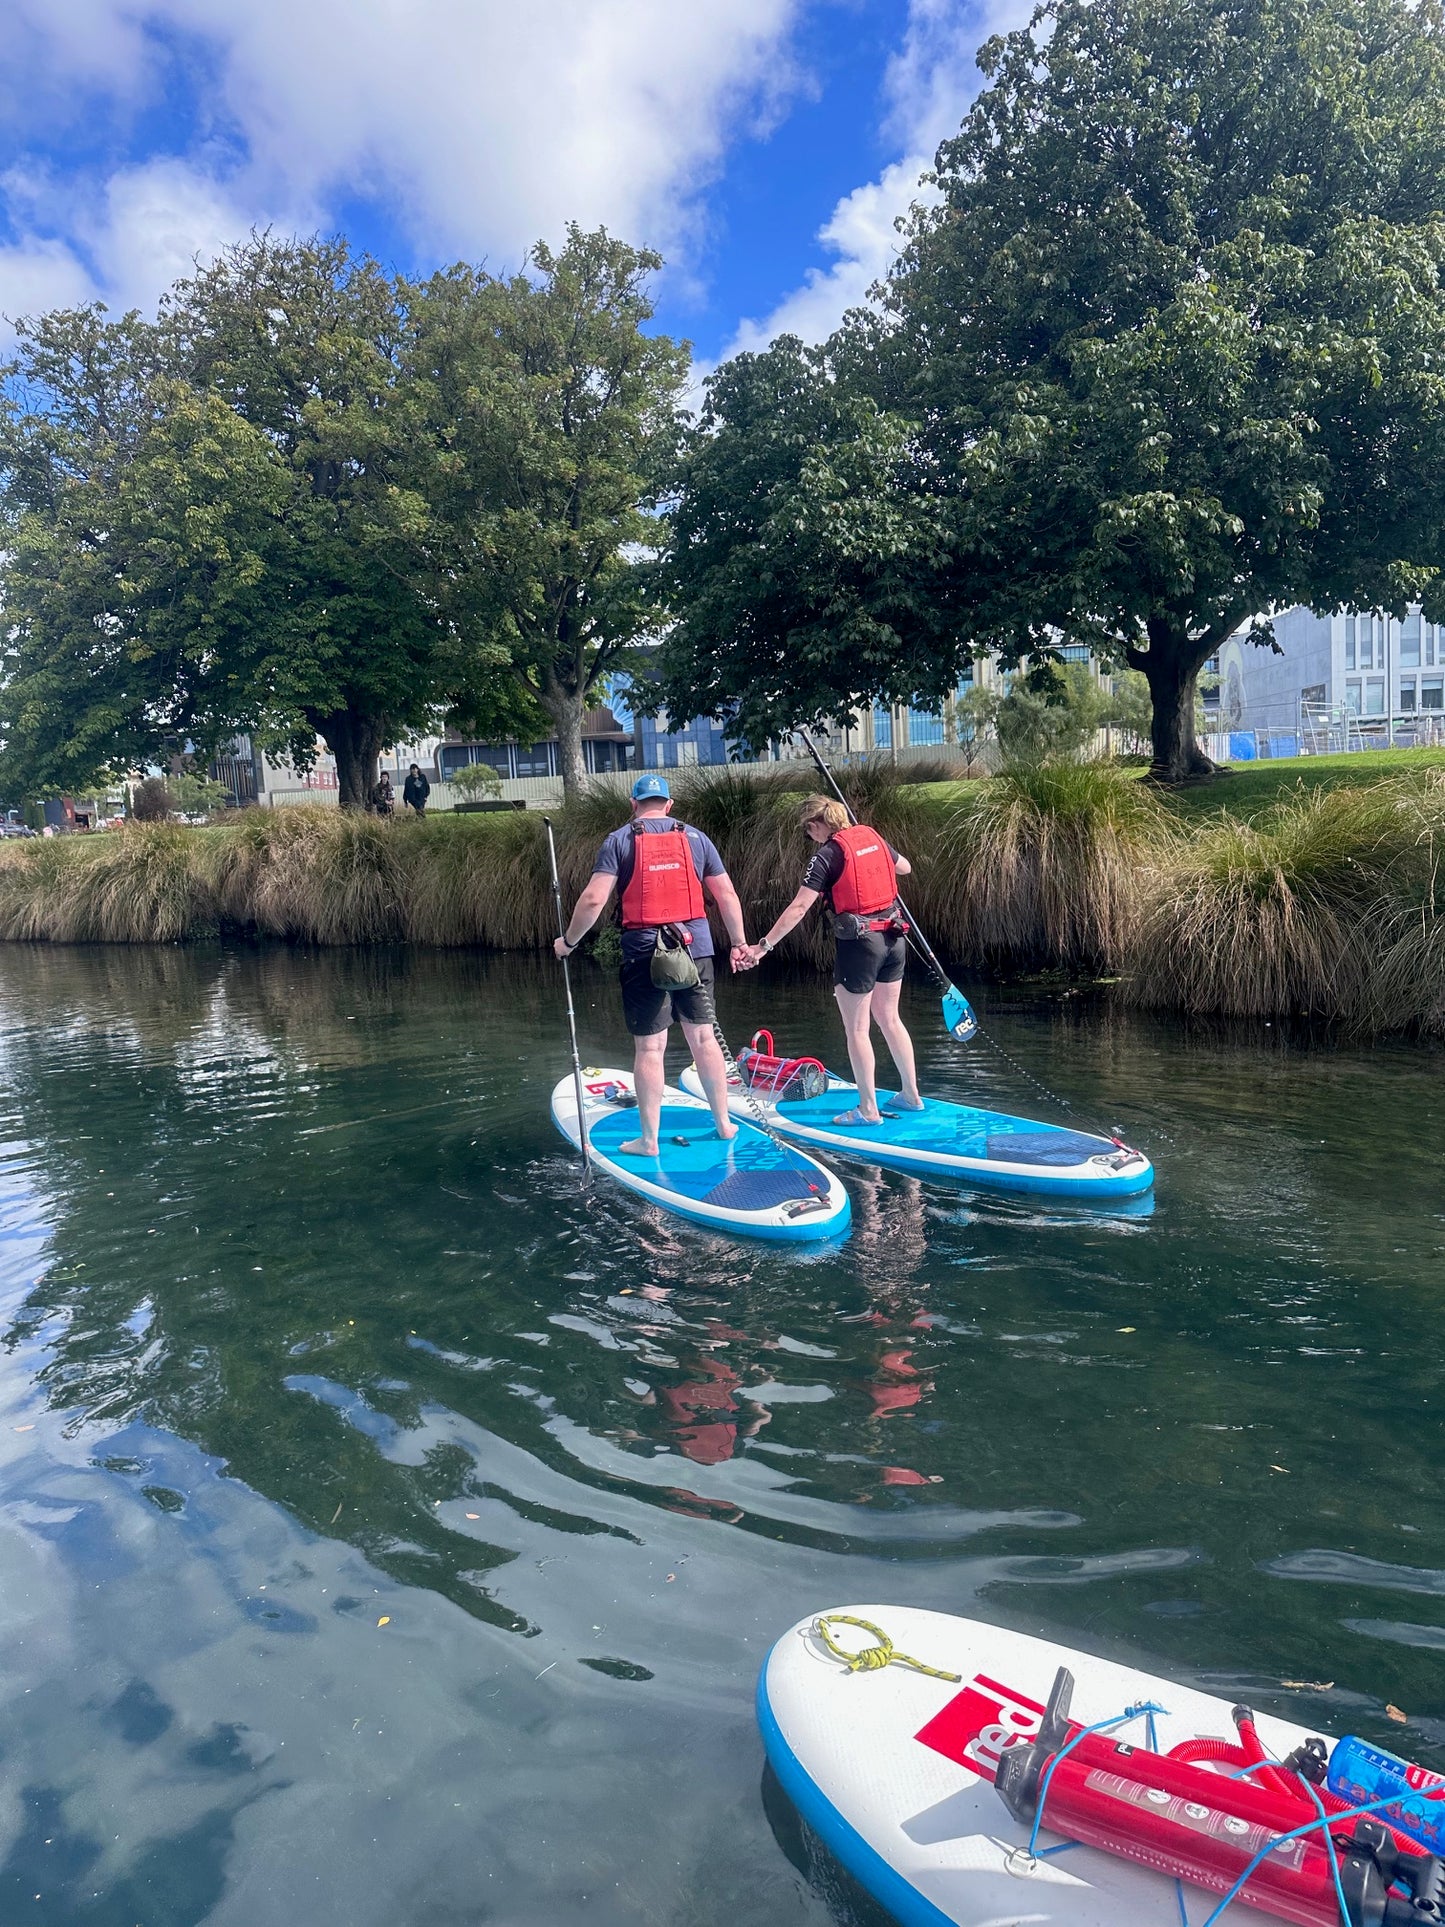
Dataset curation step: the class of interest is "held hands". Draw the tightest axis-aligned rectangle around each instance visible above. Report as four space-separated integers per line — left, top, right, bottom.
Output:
731 942 766 972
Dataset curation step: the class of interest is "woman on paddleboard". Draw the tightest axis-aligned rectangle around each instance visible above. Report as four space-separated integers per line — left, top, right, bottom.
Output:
739 798 924 1126
553 774 751 1159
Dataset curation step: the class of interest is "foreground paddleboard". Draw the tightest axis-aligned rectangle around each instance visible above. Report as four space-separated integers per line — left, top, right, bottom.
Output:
679 1066 1153 1198
550 1068 850 1243
760 1605 1318 1927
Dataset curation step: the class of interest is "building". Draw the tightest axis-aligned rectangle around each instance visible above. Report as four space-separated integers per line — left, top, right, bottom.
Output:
1215 605 1445 754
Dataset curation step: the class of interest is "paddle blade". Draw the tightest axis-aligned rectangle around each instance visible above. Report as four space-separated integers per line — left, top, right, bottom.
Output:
941 983 978 1041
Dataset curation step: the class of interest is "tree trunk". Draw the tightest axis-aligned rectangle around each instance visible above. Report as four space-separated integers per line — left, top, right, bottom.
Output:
1137 623 1218 783
539 680 587 796
316 709 386 811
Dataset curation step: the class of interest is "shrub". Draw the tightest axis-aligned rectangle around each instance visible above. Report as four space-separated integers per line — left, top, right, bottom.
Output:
943 760 1171 972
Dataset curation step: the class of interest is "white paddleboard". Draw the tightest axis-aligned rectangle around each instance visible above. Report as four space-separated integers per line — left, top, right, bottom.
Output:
550 1068 850 1243
759 1604 1326 1927
680 1065 1154 1199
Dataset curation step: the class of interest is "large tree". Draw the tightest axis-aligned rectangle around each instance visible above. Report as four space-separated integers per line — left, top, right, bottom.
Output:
664 0 1445 780
0 237 534 806
409 226 689 792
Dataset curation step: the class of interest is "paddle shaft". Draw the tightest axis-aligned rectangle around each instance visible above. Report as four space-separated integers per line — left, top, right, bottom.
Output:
794 725 956 992
544 818 591 1179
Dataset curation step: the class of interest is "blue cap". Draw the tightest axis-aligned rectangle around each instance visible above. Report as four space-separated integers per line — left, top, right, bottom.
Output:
631 773 670 800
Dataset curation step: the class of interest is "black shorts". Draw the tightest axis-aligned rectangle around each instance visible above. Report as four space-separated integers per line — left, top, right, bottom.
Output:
834 931 906 995
620 953 717 1036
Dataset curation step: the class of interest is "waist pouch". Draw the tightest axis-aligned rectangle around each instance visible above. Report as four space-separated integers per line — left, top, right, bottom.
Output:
833 912 910 942
649 924 701 990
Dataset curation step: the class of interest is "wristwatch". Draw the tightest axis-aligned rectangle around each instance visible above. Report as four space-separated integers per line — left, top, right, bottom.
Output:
758 936 773 954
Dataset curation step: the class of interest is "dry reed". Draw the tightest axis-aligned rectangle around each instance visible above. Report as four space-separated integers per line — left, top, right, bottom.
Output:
0 762 1440 1036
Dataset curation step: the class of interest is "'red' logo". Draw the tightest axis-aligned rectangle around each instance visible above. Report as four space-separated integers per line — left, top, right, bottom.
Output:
914 1672 1045 1780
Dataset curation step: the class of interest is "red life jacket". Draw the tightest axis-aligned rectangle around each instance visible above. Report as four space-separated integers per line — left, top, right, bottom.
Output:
619 823 706 929
828 824 898 917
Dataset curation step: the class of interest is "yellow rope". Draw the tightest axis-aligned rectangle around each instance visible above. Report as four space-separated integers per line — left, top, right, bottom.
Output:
813 1614 962 1682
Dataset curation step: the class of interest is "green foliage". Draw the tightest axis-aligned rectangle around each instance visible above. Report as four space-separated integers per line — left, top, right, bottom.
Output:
995 663 1109 765
409 227 689 788
166 772 231 818
663 0 1445 781
0 231 663 809
658 335 953 746
449 761 503 799
128 778 171 823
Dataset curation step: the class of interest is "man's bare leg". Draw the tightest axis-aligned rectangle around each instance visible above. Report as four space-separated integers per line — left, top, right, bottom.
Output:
619 1030 667 1156
681 1018 737 1140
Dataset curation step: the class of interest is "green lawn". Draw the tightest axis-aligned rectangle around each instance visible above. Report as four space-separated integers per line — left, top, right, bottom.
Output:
1151 746 1445 821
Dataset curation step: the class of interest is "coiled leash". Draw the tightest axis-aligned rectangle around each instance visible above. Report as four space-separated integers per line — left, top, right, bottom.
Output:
813 1614 962 1683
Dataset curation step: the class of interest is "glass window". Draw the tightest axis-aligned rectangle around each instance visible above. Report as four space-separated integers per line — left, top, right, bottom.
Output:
909 708 945 746
1401 614 1422 667
1301 684 1326 704
513 741 556 778
1345 679 1362 714
1423 677 1445 712
1361 628 1375 670
1429 627 1437 667
873 705 892 748
1345 617 1356 669
1365 679 1386 715
1401 680 1418 713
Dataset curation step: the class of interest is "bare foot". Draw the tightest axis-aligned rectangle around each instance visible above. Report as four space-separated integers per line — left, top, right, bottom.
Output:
715 1122 738 1141
617 1138 660 1157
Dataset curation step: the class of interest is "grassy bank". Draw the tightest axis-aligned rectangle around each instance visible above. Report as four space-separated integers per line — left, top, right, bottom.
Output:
1 753 1442 1034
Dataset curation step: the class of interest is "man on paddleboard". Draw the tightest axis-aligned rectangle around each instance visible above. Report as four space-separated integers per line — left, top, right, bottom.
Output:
553 774 749 1158
739 797 923 1126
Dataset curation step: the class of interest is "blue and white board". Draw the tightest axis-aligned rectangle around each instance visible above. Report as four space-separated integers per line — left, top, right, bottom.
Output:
760 1604 1317 1927
550 1068 851 1243
679 1066 1153 1198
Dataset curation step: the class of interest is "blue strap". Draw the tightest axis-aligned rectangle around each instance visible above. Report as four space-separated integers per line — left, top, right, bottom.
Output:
1026 1701 1170 1859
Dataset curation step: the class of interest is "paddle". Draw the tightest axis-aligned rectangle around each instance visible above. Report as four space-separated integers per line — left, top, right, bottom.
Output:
544 817 592 1179
794 726 978 1042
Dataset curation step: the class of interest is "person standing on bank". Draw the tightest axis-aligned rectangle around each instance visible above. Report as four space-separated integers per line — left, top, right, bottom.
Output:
403 763 430 817
553 774 750 1159
739 797 924 1126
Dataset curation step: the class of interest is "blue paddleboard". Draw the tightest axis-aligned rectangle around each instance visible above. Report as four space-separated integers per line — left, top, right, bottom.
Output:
679 1066 1153 1198
550 1068 851 1242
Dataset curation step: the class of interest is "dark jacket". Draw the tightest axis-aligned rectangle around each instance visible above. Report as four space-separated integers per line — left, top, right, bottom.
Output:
403 771 431 809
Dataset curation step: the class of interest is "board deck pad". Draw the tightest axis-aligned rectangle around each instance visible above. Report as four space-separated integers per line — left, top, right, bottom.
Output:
585 1103 827 1205
773 1089 1115 1161
550 1071 851 1242
679 1066 1154 1198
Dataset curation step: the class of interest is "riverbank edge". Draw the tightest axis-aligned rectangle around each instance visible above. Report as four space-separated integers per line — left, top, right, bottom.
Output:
0 762 1441 1035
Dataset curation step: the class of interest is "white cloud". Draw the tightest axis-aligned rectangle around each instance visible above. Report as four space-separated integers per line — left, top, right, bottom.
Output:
2 0 810 302
0 159 289 342
716 0 1033 363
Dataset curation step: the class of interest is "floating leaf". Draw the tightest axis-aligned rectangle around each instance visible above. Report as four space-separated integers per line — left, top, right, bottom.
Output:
376 1615 390 1627
1387 1704 1408 1723
1281 1679 1334 1692
1117 1327 1136 1333
1270 1465 1290 1473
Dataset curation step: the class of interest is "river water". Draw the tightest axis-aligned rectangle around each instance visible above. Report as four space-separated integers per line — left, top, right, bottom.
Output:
0 943 1441 1926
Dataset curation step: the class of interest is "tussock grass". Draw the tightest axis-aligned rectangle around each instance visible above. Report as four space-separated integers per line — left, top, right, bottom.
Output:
943 761 1173 973
0 760 1443 1035
1134 778 1443 1025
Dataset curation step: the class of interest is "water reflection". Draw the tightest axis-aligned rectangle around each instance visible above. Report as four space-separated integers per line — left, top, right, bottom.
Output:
0 944 1442 1923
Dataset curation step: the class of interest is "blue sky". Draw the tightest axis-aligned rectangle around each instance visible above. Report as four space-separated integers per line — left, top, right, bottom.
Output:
0 0 1020 365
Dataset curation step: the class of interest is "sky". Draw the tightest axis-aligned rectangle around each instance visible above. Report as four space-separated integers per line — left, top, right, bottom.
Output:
0 0 1027 371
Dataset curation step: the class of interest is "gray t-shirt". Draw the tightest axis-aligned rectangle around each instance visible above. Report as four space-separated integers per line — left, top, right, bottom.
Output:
594 818 726 963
